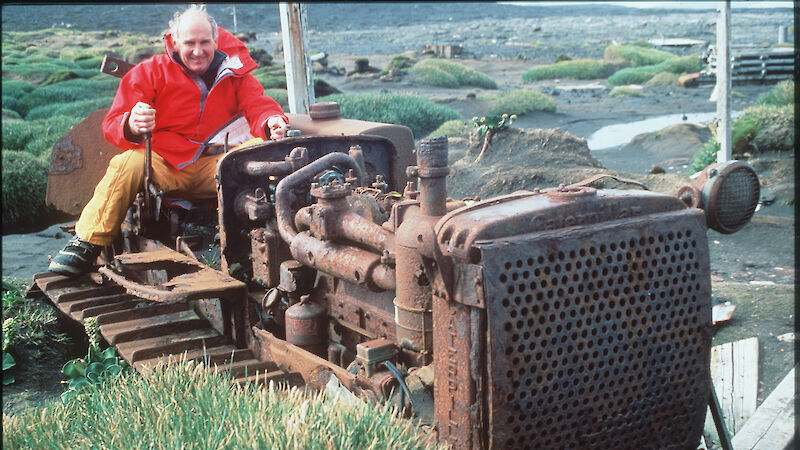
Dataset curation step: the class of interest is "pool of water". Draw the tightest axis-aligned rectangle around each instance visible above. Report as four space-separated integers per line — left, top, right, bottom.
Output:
587 110 744 151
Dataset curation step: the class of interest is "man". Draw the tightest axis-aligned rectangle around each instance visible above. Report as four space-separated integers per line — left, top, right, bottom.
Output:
48 5 288 276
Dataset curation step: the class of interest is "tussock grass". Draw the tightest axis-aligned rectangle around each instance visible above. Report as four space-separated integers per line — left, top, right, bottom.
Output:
426 119 471 139
320 93 461 139
603 44 677 67
19 78 119 117
1 151 53 229
26 96 114 121
689 102 795 173
264 88 289 108
522 59 628 82
609 86 644 97
2 362 438 449
644 71 680 87
485 89 556 117
410 59 497 89
380 54 417 77
607 56 703 86
252 67 287 89
757 79 794 107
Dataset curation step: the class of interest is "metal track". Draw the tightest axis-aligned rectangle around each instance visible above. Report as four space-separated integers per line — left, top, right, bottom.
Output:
30 271 298 386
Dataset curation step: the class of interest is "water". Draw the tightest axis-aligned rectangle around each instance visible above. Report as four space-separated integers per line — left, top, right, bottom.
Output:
587 110 743 150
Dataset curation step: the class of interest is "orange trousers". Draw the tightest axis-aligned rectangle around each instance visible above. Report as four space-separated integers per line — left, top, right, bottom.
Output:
75 149 224 246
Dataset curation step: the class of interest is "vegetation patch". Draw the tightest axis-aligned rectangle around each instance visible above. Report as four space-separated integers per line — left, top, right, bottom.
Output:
409 59 497 89
1 151 54 230
264 88 289 108
756 79 794 107
484 89 556 117
426 119 471 139
252 67 287 89
644 71 679 87
380 54 417 77
689 101 795 173
607 56 703 86
522 59 628 82
320 93 461 139
2 362 437 449
2 279 71 385
26 96 115 121
609 86 644 98
603 44 677 67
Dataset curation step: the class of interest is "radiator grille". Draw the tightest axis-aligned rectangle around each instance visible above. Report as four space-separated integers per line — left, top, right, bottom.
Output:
481 211 710 449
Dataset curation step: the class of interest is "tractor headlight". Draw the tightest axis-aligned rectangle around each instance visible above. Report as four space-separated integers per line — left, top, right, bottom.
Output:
678 161 760 234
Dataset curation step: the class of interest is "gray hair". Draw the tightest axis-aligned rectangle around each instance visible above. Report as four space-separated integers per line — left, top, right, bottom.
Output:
169 4 218 42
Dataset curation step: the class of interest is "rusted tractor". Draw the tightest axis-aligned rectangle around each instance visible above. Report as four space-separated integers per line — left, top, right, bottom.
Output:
31 58 761 449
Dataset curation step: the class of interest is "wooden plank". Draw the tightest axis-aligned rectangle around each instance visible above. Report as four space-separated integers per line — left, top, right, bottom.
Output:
731 366 796 450
703 337 759 438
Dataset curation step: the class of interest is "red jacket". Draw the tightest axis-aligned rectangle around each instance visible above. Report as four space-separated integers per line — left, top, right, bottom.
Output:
102 27 288 170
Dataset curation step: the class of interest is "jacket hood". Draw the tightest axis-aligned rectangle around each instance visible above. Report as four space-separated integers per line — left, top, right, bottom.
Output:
163 26 258 76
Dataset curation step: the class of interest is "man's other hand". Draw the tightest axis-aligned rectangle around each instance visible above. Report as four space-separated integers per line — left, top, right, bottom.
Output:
267 116 289 139
128 102 156 136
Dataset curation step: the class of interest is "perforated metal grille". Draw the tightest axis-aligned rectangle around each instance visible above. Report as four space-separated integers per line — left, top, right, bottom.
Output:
714 166 760 232
482 211 710 449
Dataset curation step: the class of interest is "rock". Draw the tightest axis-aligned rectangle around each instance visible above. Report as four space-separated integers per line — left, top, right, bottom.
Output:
649 165 665 174
313 79 341 97
249 48 272 67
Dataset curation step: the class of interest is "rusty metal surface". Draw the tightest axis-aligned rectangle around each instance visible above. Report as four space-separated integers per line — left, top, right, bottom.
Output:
46 108 119 215
49 135 83 174
33 271 280 385
477 208 711 449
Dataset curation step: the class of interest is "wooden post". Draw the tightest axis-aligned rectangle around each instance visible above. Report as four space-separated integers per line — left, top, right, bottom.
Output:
716 0 731 162
279 2 314 114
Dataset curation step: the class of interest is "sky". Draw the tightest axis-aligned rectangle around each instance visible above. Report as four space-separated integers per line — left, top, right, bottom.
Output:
502 1 794 9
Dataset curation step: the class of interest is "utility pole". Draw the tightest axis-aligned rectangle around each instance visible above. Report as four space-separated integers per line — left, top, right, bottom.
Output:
715 0 731 162
279 2 314 114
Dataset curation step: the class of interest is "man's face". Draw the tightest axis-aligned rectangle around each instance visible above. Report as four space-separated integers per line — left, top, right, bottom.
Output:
175 15 216 75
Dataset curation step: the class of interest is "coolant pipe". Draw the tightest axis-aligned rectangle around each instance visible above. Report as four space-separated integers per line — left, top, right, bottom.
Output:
295 202 395 254
289 232 396 291
275 152 363 244
394 137 450 366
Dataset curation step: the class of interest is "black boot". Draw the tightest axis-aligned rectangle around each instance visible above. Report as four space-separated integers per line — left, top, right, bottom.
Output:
48 237 101 276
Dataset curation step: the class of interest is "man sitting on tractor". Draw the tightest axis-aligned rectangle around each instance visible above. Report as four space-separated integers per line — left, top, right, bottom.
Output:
49 4 289 276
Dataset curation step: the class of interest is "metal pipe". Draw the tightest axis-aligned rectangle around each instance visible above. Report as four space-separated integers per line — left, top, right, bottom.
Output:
274 152 363 244
289 232 395 291
295 205 395 254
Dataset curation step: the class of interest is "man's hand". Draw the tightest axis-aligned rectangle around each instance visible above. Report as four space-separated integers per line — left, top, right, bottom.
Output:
128 102 156 136
267 116 289 140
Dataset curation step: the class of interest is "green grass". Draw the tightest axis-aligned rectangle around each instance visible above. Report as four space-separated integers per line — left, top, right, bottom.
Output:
609 86 644 97
689 102 795 173
757 80 794 107
379 54 417 77
19 77 119 117
252 67 287 89
644 71 680 87
2 362 438 449
25 96 114 121
603 44 677 67
425 119 471 139
607 55 704 86
264 88 289 108
2 280 70 351
689 140 720 174
319 93 461 139
484 89 556 117
409 59 497 89
2 115 82 155
1 151 53 229
522 59 628 82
